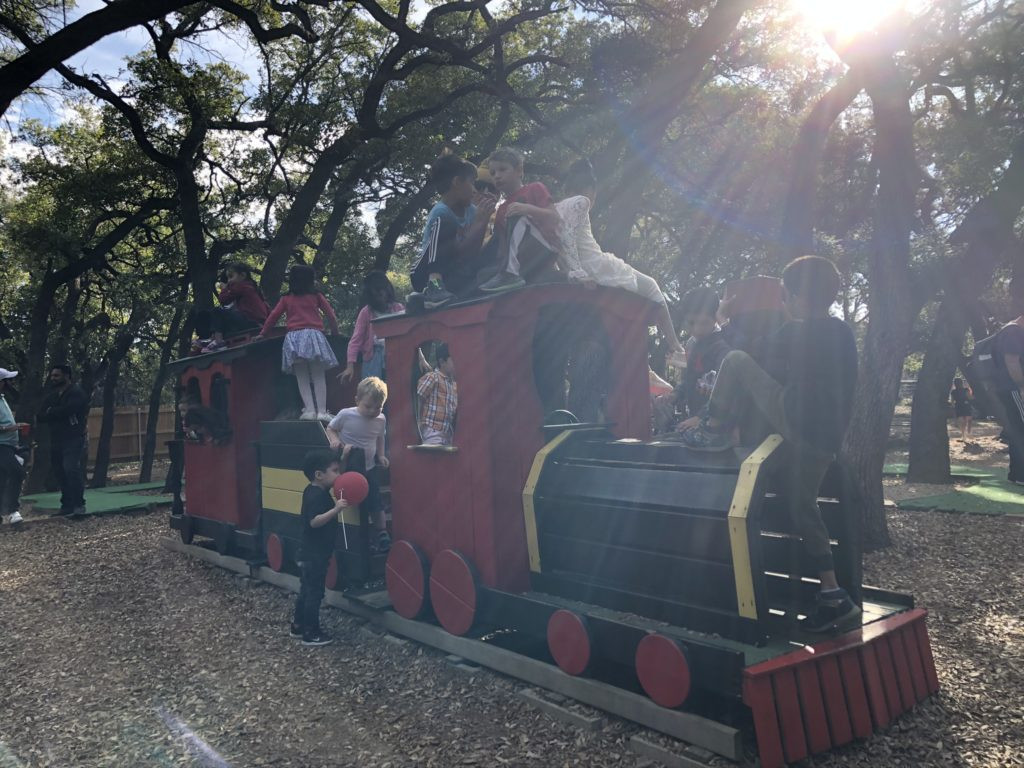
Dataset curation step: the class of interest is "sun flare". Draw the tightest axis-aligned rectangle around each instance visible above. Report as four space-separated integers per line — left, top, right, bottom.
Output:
790 0 908 39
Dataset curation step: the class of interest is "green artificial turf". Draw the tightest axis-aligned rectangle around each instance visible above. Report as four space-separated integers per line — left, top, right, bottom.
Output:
883 462 1000 480
896 479 1024 516
21 487 171 514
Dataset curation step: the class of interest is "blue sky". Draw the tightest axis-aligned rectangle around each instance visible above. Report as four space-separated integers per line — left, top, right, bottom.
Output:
7 0 263 132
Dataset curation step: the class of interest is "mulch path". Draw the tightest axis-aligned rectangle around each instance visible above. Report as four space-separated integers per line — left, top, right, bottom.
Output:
1 509 1022 767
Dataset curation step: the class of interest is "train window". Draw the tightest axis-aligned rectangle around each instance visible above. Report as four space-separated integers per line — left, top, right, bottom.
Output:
532 304 610 424
411 340 458 449
210 374 230 415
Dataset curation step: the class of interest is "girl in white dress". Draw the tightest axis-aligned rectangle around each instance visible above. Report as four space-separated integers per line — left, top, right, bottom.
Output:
554 160 687 367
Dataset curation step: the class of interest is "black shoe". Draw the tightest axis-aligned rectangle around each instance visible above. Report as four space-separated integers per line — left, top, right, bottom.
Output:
289 623 304 638
800 589 861 633
423 280 455 309
301 631 334 647
70 506 87 518
51 508 74 517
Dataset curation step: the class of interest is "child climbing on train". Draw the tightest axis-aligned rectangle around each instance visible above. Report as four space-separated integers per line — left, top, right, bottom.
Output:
291 449 348 646
672 286 733 428
341 271 404 384
411 153 497 309
554 159 686 368
477 147 562 293
416 343 458 446
325 377 391 552
680 256 860 633
192 262 270 354
255 264 340 421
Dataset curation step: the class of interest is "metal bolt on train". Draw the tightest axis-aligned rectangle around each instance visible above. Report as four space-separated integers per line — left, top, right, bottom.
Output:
167 282 938 768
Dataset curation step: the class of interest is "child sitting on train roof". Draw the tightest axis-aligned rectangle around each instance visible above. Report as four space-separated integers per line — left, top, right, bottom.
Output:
411 154 497 310
680 256 859 634
416 343 457 446
325 377 391 552
192 262 270 354
554 159 686 368
291 449 348 646
477 147 563 294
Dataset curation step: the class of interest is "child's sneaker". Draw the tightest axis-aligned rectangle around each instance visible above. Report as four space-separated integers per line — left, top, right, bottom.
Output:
423 279 455 309
202 339 227 354
299 410 317 421
7 511 23 524
289 622 304 638
679 421 732 452
301 631 334 647
316 412 334 422
479 271 525 293
190 338 211 355
800 588 861 633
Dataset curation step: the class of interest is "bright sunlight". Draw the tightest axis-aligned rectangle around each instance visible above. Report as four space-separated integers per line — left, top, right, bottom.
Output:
791 0 909 42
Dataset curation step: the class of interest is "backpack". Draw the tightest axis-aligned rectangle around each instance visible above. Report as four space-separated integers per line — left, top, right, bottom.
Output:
968 331 1001 382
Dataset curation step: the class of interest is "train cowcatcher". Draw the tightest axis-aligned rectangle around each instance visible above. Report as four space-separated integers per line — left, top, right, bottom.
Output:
166 282 938 768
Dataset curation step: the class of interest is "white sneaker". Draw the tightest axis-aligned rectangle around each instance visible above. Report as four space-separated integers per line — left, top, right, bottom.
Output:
317 412 334 422
6 511 22 524
299 410 316 420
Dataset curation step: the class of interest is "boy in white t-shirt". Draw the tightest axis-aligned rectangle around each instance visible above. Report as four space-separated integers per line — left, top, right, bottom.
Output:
325 377 390 551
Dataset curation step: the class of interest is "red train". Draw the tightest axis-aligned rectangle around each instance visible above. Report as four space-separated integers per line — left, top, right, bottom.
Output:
168 283 938 768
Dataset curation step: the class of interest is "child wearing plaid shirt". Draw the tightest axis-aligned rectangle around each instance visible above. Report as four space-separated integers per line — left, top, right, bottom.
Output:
417 344 457 445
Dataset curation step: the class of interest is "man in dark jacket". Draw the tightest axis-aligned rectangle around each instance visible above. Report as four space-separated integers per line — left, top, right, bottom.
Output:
38 365 89 516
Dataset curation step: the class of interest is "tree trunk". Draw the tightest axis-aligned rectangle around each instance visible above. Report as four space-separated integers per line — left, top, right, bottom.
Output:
598 0 756 258
90 307 142 488
139 300 185 483
842 55 921 550
906 298 966 482
176 169 215 312
907 135 1024 480
778 70 863 260
372 183 434 271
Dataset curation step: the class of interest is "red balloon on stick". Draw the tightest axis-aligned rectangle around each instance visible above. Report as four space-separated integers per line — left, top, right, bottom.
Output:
333 471 369 505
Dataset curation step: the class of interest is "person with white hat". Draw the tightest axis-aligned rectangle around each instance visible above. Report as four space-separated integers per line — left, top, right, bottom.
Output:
0 367 27 524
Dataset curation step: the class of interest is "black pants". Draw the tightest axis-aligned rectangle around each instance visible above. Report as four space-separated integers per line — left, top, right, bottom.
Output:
294 553 329 633
51 434 86 512
0 445 24 517
193 307 258 339
996 389 1024 483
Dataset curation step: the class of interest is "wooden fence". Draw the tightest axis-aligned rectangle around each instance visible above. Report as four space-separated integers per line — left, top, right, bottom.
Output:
86 406 176 463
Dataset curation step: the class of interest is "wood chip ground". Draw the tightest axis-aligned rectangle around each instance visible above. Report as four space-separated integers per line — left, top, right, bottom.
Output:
1 505 1021 766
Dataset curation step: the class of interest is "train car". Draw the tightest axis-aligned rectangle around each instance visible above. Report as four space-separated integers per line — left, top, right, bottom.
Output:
166 329 379 587
169 284 938 768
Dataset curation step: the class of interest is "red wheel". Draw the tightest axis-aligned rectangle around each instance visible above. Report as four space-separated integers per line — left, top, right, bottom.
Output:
386 541 430 619
547 610 592 676
325 553 340 590
265 533 284 572
429 549 479 636
636 633 691 708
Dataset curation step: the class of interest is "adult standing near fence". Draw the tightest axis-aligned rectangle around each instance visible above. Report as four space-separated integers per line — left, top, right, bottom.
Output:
0 368 26 524
37 365 90 516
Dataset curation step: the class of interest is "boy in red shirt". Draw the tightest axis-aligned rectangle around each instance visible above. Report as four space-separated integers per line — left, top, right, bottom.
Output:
478 147 562 293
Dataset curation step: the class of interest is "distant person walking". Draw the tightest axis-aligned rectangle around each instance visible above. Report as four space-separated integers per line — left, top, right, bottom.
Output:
950 377 973 439
0 368 27 525
37 365 90 516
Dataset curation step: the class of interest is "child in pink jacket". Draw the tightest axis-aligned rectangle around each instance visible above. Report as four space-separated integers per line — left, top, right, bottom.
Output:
341 272 404 383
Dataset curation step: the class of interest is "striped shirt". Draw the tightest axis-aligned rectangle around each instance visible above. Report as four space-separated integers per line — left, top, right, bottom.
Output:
417 370 457 440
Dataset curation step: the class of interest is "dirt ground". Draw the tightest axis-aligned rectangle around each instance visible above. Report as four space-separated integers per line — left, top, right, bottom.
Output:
1 416 1021 767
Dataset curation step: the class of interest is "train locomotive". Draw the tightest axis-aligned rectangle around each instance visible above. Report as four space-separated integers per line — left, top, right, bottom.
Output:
167 282 938 768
